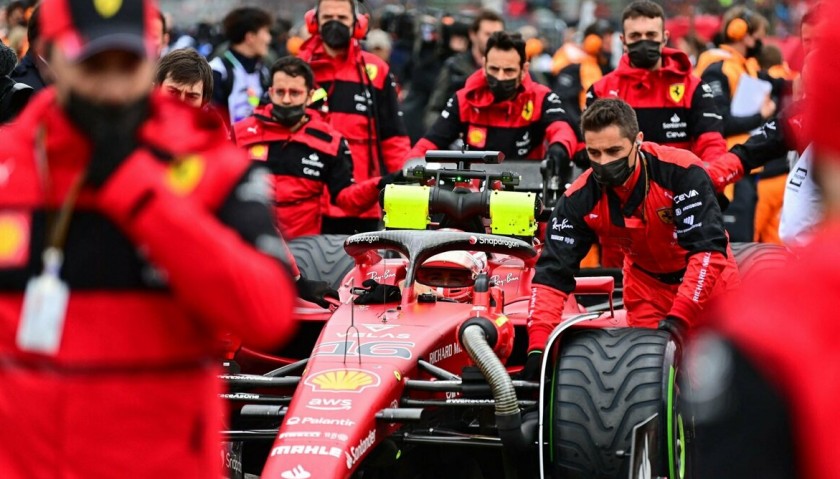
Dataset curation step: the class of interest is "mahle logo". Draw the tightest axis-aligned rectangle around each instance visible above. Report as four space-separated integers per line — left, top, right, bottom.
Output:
305 369 381 393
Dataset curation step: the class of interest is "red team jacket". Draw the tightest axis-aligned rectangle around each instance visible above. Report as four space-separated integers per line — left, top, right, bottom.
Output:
298 36 410 220
588 48 728 166
408 70 581 160
0 91 297 478
528 142 739 352
233 105 381 239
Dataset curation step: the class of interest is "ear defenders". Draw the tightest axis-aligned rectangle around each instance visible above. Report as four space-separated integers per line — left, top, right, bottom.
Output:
582 34 603 56
305 3 369 40
725 9 755 42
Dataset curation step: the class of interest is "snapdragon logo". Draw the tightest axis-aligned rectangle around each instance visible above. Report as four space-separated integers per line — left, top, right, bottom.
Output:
476 236 519 249
348 235 380 244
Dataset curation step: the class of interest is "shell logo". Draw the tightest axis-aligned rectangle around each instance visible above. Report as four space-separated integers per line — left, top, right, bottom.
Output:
305 369 381 393
467 127 486 148
250 144 268 161
93 0 122 18
0 213 30 267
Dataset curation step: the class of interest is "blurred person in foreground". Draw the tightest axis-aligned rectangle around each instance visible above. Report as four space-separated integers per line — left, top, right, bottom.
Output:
0 39 32 123
0 0 298 476
686 5 840 477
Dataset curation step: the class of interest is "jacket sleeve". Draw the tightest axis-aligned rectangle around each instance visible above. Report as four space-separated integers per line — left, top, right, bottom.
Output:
730 116 791 171
688 81 728 164
584 84 599 108
539 91 581 157
328 139 381 214
424 60 456 130
376 70 411 173
701 63 765 137
669 164 729 325
528 189 597 350
407 95 464 159
97 150 297 352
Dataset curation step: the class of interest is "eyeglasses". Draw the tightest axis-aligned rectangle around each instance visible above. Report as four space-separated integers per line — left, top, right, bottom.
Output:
272 88 307 100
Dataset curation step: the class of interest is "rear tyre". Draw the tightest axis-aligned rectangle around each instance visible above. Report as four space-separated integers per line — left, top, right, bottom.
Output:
729 242 791 283
288 235 354 289
550 328 686 479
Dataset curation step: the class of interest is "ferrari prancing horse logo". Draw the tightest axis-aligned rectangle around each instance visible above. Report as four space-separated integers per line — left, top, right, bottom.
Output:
93 0 122 18
669 83 685 103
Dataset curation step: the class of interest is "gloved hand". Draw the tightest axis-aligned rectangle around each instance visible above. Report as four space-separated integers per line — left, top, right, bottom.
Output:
354 279 402 304
547 143 572 185
658 316 688 347
296 276 339 309
377 170 406 189
572 148 590 170
518 350 544 381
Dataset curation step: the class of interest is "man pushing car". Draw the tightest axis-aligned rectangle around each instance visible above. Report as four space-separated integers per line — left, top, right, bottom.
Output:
523 98 740 378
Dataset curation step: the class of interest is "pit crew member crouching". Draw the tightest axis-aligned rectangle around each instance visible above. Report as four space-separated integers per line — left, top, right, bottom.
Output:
523 98 740 378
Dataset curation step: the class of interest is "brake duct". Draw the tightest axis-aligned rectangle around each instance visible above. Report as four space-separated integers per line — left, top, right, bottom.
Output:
458 319 537 451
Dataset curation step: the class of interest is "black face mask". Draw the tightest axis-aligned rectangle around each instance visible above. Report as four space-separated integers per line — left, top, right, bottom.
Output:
746 39 763 59
271 103 307 128
321 20 351 50
486 75 519 102
64 92 150 186
627 39 662 69
590 146 636 187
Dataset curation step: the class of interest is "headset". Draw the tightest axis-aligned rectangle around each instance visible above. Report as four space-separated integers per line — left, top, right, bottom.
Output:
305 0 369 40
582 34 603 56
725 8 756 42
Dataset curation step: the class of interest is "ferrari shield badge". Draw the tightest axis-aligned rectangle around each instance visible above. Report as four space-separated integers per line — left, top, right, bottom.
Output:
669 83 685 103
93 0 122 18
657 207 675 224
521 100 534 121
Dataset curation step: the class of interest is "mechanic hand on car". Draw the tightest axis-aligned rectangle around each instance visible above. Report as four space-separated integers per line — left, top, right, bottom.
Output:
520 350 544 381
377 169 406 189
354 279 402 304
657 316 688 348
296 276 340 309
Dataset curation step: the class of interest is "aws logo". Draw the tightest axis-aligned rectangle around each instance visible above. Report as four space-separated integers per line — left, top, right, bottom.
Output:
305 369 381 393
93 0 122 18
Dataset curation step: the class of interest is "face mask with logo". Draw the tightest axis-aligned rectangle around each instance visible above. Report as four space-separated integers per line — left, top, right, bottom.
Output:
627 39 662 69
486 75 519 102
321 20 352 50
271 104 307 128
590 143 638 187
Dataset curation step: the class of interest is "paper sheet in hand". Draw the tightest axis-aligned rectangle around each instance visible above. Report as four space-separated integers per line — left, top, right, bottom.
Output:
731 73 772 116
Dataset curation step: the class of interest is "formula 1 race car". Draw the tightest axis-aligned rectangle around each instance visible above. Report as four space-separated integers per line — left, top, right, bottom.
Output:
221 150 782 479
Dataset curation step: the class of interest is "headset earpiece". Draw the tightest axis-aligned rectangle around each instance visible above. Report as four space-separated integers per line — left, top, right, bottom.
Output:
353 12 369 40
582 34 603 56
305 9 318 35
725 9 754 42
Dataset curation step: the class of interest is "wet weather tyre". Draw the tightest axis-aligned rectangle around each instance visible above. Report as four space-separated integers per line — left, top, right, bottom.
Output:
550 328 684 479
729 242 791 283
288 235 354 289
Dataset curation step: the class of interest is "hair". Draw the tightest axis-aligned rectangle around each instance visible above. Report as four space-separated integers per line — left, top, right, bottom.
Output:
470 9 505 34
621 1 665 32
25 4 39 46
222 7 272 45
316 0 357 18
156 9 168 35
485 31 526 67
155 48 214 105
584 19 614 38
581 98 640 140
270 56 315 91
0 41 17 77
757 44 783 70
801 3 821 29
5 1 24 19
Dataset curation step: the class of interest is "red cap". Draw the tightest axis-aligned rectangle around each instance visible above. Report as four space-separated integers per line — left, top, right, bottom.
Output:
807 1 840 158
41 0 158 62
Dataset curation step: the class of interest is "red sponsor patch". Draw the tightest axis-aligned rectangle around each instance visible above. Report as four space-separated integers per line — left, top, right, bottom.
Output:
0 211 30 268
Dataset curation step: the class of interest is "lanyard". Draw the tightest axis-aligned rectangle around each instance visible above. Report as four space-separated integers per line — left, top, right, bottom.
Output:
34 125 85 268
